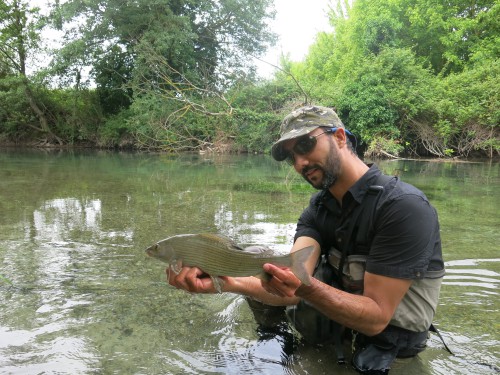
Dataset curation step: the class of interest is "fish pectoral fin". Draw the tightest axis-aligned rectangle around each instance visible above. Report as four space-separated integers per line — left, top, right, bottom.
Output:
170 259 183 274
211 276 225 294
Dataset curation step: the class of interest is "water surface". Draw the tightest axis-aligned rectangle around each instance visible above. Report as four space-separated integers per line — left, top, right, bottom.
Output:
0 149 498 374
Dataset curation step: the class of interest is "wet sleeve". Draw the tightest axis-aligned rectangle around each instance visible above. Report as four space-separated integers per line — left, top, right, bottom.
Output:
366 194 441 279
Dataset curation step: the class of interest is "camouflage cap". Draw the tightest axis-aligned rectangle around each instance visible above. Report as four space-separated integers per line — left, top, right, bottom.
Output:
271 105 356 161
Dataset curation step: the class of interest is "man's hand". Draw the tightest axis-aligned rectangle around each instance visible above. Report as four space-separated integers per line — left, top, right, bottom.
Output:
166 265 226 294
261 263 303 298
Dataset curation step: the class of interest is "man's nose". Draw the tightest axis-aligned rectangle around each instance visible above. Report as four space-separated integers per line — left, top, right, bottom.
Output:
293 153 309 170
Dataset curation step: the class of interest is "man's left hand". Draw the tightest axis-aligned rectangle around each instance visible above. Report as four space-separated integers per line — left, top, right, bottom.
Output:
261 263 303 298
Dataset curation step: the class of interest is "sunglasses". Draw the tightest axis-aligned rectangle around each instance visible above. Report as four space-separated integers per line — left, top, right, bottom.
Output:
285 128 337 165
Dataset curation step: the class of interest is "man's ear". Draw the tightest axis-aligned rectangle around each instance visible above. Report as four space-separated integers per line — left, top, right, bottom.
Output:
335 128 347 148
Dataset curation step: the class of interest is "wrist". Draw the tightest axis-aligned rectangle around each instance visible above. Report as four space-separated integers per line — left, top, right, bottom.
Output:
221 276 246 294
295 277 318 298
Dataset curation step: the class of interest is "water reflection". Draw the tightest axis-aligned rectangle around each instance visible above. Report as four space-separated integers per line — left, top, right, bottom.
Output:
0 150 499 374
34 198 133 244
214 203 296 252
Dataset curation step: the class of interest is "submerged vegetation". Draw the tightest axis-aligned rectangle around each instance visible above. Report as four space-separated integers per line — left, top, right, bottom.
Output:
0 0 498 158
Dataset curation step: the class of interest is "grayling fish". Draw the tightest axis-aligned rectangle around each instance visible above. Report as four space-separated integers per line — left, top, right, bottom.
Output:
145 233 314 285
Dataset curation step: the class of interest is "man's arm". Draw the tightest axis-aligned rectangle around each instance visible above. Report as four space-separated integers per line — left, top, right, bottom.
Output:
262 264 411 336
166 236 322 306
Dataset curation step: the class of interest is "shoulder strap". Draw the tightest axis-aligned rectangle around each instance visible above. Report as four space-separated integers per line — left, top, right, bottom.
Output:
336 174 392 289
354 174 394 252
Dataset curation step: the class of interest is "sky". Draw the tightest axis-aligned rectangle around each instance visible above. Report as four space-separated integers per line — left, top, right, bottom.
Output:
255 0 333 78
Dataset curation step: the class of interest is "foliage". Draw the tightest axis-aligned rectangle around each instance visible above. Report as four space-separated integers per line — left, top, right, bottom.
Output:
433 59 499 157
0 0 498 159
0 0 61 143
50 0 276 106
0 75 36 140
228 79 304 152
294 0 499 158
364 135 404 158
44 88 104 144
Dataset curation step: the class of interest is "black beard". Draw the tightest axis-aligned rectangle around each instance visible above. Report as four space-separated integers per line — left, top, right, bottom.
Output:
301 142 340 190
301 165 337 190
320 170 337 189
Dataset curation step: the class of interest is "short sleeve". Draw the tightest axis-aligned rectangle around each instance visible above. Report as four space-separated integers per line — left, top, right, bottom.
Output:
366 193 441 279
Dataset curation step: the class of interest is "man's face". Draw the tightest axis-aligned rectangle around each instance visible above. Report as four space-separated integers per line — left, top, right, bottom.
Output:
284 128 342 190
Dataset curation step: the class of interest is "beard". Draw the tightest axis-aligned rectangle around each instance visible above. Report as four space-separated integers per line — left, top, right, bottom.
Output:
301 142 341 190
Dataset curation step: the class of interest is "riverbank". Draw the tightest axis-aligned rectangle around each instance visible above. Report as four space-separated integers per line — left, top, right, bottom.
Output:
1 142 498 163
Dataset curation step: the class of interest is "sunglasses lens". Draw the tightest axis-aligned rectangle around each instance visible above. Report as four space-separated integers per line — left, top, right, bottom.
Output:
285 136 317 165
294 136 317 155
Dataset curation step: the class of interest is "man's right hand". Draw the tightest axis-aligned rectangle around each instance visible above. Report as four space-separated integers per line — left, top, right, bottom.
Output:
166 265 224 294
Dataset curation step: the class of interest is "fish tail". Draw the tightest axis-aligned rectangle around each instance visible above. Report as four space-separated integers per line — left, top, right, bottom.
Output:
290 246 314 286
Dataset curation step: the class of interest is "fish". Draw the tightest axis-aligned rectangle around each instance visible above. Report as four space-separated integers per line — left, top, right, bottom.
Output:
145 233 314 286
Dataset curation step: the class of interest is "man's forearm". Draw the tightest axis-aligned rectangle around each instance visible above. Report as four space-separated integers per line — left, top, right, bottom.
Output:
295 277 389 336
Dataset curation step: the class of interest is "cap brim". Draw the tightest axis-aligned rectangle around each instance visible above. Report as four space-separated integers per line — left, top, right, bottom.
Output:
271 126 320 161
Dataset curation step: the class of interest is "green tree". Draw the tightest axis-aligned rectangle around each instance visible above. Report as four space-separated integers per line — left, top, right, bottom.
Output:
50 0 275 105
294 0 498 158
0 0 60 143
46 0 276 149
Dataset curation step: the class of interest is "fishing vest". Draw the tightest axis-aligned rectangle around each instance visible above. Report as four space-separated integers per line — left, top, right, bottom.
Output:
327 174 442 332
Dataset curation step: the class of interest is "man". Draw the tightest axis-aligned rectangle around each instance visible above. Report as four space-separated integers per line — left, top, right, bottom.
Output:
168 105 445 374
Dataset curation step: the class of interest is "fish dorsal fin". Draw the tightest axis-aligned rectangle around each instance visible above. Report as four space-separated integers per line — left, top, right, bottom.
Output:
243 245 275 256
198 233 243 251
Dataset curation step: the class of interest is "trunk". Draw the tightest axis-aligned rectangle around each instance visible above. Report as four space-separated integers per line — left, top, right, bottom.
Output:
11 0 62 145
23 79 62 145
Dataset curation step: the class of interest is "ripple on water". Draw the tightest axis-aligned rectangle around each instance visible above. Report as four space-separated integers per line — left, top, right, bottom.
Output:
443 258 500 293
431 258 500 374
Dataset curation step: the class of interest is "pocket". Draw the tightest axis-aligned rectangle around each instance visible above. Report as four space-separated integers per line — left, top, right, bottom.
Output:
346 255 367 281
343 255 367 293
327 247 342 271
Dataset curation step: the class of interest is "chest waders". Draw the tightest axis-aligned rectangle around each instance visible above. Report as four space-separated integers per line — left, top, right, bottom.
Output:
286 174 452 372
286 175 391 364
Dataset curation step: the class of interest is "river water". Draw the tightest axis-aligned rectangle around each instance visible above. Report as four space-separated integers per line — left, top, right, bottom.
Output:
0 149 498 374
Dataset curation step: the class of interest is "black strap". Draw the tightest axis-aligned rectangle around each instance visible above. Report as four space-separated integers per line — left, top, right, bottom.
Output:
336 174 391 289
336 202 367 289
430 324 454 355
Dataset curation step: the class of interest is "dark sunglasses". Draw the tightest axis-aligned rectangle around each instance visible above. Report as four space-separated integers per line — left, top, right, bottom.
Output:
285 128 337 165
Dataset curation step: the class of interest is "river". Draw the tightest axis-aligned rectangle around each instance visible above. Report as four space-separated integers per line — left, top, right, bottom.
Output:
0 149 498 374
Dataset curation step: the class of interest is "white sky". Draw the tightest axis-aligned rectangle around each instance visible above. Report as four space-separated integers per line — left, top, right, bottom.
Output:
255 0 333 78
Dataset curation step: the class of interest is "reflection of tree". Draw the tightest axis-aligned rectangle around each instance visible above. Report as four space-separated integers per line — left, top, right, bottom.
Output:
213 203 296 249
33 198 133 244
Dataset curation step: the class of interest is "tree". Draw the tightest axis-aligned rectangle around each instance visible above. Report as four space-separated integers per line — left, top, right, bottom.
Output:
43 0 276 149
294 0 498 158
49 0 276 106
0 0 61 143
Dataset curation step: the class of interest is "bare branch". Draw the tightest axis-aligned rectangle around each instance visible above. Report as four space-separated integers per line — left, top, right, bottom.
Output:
251 53 311 105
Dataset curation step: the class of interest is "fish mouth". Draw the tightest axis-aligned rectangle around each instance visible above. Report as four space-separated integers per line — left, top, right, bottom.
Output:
145 244 157 257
